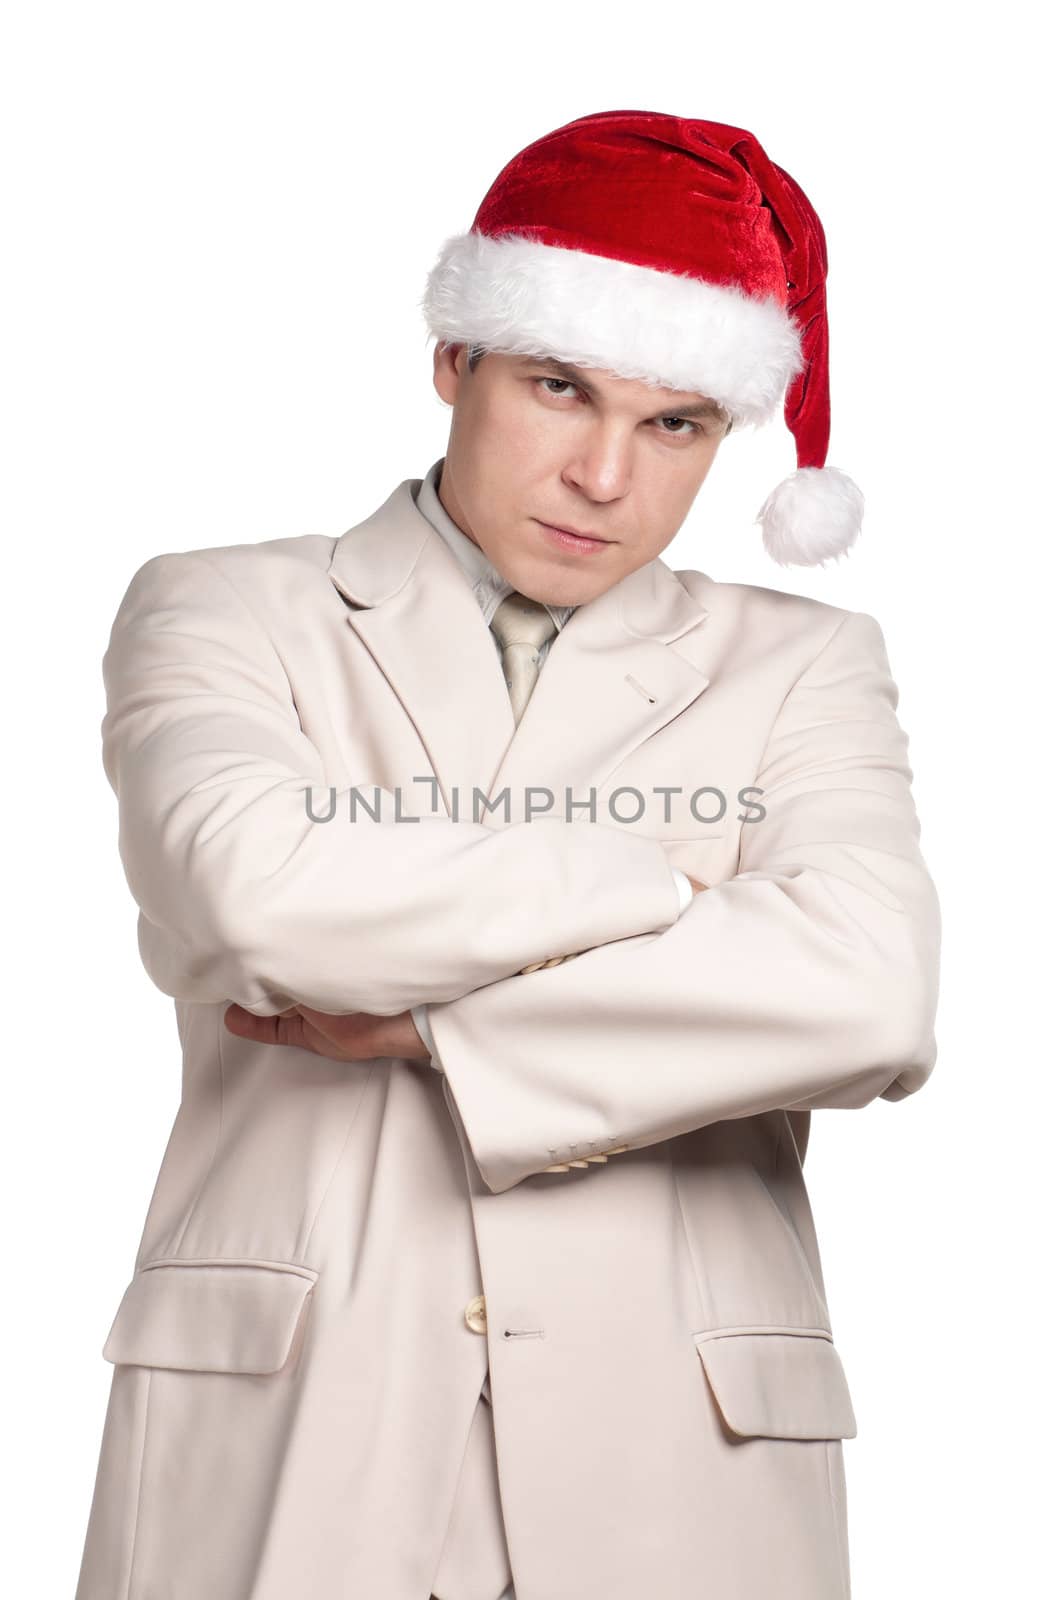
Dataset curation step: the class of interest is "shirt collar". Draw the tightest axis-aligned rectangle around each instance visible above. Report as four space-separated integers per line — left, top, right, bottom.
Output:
414 457 575 632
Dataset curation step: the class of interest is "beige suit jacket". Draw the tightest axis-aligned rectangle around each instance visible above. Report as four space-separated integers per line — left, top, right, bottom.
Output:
75 473 941 1600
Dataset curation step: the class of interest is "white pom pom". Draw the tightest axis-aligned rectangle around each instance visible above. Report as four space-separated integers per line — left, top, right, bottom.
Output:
756 465 865 568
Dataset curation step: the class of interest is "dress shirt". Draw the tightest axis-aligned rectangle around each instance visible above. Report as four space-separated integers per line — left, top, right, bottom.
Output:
408 457 693 1065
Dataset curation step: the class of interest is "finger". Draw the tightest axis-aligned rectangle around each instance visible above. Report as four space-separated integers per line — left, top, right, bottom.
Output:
223 1003 302 1047
291 1005 379 1054
290 1004 348 1029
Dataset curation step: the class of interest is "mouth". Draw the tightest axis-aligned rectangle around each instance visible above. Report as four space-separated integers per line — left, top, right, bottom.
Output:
534 519 615 553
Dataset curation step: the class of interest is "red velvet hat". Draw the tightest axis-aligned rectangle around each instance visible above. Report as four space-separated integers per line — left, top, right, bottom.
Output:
421 110 863 568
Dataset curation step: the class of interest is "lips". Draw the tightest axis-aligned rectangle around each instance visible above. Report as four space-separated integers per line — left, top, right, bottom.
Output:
536 520 610 543
535 520 615 558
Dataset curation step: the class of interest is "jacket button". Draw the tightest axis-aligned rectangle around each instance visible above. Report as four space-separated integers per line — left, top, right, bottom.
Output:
464 1294 487 1334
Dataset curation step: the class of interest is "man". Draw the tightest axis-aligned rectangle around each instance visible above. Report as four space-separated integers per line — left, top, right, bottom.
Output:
75 112 941 1600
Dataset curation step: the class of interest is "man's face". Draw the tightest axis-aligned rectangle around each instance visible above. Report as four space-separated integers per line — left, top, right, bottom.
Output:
430 343 730 608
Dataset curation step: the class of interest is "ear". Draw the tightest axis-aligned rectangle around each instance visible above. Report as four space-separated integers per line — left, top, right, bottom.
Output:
431 339 464 406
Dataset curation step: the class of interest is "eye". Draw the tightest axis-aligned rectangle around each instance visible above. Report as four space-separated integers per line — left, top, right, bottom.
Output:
536 376 580 399
535 377 705 439
656 415 700 437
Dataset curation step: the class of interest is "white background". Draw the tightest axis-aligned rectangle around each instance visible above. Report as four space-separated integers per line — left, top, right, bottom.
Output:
3 2 1057 1593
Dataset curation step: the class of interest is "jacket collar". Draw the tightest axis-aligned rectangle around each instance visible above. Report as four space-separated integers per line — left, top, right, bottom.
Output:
326 476 715 822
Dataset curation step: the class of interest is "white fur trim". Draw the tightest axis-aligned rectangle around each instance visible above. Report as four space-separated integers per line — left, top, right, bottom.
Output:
756 465 864 568
422 230 805 427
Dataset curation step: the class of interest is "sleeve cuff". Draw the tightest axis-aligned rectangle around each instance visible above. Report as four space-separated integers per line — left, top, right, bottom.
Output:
410 1002 441 1069
671 866 694 915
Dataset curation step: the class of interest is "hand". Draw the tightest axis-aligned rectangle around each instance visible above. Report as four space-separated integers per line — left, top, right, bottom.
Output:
519 949 585 974
223 1002 431 1062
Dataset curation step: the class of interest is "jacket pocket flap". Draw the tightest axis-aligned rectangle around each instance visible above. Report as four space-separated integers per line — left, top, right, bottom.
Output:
695 1330 857 1440
102 1258 318 1375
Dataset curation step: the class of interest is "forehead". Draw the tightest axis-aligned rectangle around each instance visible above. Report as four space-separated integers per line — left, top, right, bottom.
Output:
508 353 727 419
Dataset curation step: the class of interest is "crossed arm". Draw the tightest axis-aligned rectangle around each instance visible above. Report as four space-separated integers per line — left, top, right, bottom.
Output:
104 551 940 1196
413 606 941 1191
222 871 706 1065
103 550 690 1018
413 608 940 1191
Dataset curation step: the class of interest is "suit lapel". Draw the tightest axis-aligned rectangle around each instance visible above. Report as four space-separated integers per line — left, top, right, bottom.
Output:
327 477 715 824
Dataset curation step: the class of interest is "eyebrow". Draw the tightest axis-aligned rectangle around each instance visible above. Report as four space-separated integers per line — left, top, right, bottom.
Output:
522 356 729 423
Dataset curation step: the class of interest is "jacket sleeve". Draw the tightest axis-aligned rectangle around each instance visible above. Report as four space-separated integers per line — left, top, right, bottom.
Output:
101 550 683 1017
424 608 943 1194
412 859 695 1065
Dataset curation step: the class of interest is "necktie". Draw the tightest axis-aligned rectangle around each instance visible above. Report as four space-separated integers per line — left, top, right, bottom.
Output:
489 591 558 724
488 590 584 982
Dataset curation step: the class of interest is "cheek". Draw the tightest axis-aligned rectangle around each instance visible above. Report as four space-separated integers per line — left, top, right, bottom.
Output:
447 456 518 555
503 406 562 462
636 449 715 529
465 390 545 470
626 484 685 557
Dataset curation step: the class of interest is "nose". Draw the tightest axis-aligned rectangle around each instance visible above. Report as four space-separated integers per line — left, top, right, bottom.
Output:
560 423 634 505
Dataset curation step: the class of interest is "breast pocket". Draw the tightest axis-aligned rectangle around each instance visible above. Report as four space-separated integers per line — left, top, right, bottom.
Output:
660 829 733 887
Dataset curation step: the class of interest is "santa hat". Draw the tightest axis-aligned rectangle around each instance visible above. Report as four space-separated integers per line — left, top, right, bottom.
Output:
421 110 863 568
